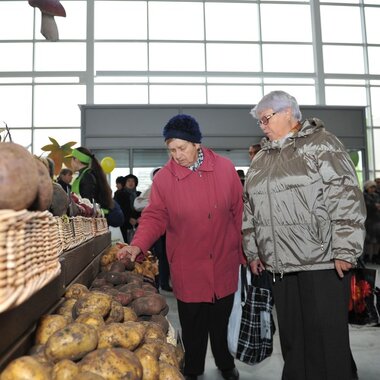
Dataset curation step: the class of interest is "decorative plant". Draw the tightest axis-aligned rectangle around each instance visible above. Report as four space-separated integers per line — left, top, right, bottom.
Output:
41 137 76 176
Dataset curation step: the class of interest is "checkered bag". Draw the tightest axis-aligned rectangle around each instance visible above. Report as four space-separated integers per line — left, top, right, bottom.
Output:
235 268 274 365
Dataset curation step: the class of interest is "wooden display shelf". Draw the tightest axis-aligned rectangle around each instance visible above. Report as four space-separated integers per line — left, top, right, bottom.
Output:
0 232 111 371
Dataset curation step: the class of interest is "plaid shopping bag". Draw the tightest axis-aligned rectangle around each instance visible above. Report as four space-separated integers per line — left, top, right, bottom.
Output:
236 271 274 365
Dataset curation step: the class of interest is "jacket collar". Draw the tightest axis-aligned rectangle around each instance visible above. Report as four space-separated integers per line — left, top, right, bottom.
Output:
260 117 325 151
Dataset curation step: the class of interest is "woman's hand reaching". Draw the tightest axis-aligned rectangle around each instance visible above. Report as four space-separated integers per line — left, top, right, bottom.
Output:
117 245 142 262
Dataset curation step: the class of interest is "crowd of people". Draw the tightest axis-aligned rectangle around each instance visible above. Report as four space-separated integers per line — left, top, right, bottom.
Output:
47 90 377 380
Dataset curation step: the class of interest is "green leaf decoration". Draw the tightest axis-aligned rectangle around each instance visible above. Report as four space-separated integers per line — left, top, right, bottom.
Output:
41 138 77 176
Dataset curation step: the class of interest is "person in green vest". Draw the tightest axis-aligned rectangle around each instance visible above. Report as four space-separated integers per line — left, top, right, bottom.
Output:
68 147 113 214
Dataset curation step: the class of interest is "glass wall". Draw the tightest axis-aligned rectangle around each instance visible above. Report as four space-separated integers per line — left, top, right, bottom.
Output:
0 0 379 179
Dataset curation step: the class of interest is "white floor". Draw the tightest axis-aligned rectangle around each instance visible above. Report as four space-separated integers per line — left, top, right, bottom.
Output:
164 266 380 380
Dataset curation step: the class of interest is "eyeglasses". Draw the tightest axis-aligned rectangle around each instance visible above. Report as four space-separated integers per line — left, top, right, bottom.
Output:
257 112 277 126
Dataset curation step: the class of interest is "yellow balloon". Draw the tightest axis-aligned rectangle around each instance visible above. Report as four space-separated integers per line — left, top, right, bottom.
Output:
101 156 116 174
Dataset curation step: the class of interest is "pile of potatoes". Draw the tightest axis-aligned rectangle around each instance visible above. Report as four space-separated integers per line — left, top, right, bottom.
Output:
0 246 184 380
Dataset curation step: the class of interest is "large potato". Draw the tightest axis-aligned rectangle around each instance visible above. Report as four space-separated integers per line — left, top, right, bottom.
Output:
73 372 105 380
140 338 163 358
35 314 70 345
0 142 39 210
79 348 142 380
73 292 112 319
97 322 145 350
123 307 138 322
105 300 124 324
135 347 160 380
0 356 50 380
159 342 179 368
130 294 167 316
45 322 98 362
56 299 77 320
29 157 53 211
141 321 166 341
65 284 89 300
75 313 105 330
158 362 184 380
52 360 79 380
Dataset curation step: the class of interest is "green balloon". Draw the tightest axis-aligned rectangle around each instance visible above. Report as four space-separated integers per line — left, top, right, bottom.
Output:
349 151 359 167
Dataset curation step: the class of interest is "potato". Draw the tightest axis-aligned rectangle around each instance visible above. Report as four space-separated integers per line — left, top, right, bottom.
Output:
105 300 124 324
140 338 163 358
159 342 179 368
73 292 112 319
73 372 105 380
56 299 76 320
114 292 133 306
30 157 53 211
142 283 158 293
79 348 142 380
35 314 70 345
158 362 184 380
123 307 138 322
52 359 79 380
104 272 128 285
97 322 145 350
65 284 89 300
0 356 50 380
118 255 135 271
109 261 125 272
131 288 146 300
130 294 167 316
141 321 166 341
0 142 39 211
45 322 98 362
91 278 108 288
75 313 105 330
124 272 144 285
150 315 169 335
135 347 160 380
160 304 169 317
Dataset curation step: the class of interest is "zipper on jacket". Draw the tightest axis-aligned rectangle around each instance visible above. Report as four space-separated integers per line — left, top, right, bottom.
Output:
312 211 325 251
267 150 281 277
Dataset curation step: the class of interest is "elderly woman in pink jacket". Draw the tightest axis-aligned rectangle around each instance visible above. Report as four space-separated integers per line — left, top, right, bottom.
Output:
118 114 243 380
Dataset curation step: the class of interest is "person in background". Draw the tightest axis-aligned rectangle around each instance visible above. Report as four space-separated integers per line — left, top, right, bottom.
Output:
56 168 73 193
248 143 261 161
363 180 380 264
134 168 172 292
114 176 131 243
236 169 245 187
243 90 366 380
68 147 113 213
122 174 141 243
118 114 243 380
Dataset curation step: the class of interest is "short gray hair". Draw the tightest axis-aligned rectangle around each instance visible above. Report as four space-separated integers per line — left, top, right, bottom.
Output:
250 90 302 121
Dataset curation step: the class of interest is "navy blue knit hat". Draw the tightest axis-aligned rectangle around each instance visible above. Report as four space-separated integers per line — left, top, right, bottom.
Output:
163 114 202 143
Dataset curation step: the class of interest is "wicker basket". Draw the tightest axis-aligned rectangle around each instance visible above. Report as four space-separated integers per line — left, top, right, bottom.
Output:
0 210 61 313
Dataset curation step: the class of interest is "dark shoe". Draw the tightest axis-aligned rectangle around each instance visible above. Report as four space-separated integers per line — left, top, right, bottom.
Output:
184 376 197 380
221 367 239 380
161 285 173 292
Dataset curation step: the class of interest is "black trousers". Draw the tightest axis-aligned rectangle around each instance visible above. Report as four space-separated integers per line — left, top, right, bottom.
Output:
177 294 235 376
272 269 352 380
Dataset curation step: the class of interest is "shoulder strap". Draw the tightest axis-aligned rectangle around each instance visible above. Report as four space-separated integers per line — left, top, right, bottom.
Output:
71 167 91 195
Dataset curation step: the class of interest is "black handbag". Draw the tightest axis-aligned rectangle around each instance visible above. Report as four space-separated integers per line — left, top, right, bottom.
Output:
235 267 275 365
